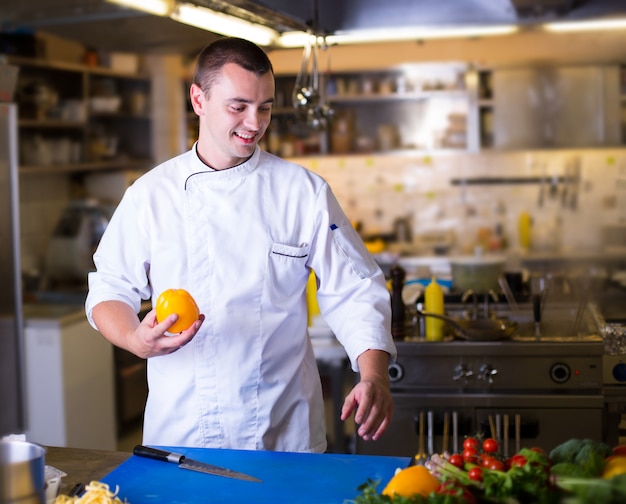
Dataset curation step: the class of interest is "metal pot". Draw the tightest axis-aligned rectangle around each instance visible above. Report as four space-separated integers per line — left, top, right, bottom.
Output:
417 309 518 341
0 440 46 504
450 255 506 293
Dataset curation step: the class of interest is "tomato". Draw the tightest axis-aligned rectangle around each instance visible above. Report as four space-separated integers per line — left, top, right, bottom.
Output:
449 454 465 468
480 455 496 467
437 482 478 504
463 447 479 464
156 288 200 334
509 454 528 468
468 467 483 482
486 458 506 471
483 438 499 453
463 437 480 451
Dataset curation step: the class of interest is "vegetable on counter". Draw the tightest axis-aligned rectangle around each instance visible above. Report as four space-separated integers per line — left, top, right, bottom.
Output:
549 438 612 478
351 438 626 504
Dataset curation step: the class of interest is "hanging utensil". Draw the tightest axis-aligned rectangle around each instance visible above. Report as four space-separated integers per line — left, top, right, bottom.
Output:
488 415 496 440
427 410 434 457
411 410 428 466
503 414 510 457
291 0 332 131
442 412 450 454
515 414 521 453
452 411 459 454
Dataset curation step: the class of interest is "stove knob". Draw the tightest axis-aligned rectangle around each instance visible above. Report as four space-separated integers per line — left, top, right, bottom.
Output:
477 364 498 384
453 364 473 383
550 363 571 383
612 363 626 382
388 363 404 383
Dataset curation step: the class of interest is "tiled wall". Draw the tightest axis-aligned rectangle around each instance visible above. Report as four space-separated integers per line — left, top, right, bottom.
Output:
21 147 626 282
292 148 626 257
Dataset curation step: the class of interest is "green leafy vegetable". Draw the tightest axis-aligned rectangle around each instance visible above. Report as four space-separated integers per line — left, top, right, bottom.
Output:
556 474 626 503
549 439 612 478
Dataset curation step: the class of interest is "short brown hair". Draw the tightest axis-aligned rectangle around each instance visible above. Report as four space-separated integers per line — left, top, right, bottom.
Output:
193 37 274 96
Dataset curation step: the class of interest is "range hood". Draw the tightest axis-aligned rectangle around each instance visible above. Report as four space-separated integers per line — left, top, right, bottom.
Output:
1 0 626 54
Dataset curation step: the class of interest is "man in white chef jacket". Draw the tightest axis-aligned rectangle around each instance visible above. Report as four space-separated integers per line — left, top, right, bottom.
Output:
86 37 396 453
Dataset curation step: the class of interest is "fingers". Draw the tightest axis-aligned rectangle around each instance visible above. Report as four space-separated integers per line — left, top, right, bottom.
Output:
341 381 394 442
134 311 204 358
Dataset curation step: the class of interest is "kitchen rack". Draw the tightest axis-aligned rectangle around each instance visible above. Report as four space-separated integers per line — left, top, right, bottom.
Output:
8 55 153 176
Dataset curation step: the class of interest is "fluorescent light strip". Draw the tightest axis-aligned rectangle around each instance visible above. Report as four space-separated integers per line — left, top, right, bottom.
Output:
172 3 278 46
107 0 278 46
107 0 172 17
544 17 626 32
278 25 518 48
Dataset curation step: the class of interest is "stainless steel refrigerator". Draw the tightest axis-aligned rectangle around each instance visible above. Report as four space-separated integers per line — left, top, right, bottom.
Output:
0 101 26 437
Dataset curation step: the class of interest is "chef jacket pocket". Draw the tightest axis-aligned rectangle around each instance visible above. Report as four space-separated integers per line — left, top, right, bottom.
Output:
268 242 310 298
331 224 379 279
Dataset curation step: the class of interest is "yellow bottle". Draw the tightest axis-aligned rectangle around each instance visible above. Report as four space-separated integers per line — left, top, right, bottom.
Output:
306 270 321 327
518 211 532 251
424 277 444 342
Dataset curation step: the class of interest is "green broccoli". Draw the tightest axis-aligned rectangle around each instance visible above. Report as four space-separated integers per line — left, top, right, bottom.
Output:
550 439 612 479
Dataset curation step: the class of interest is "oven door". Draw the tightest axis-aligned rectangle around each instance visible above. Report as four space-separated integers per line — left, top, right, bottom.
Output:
355 392 604 457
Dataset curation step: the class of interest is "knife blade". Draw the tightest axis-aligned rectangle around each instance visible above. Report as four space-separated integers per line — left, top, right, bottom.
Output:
133 445 262 482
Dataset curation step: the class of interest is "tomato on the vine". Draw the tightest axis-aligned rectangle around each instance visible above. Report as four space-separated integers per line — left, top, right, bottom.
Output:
482 438 499 453
437 482 478 504
463 447 479 463
449 453 465 468
509 454 528 468
463 437 480 451
480 454 496 468
468 467 483 481
486 458 506 471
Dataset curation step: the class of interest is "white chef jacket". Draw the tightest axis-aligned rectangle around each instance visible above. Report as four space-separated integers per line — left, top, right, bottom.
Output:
86 144 396 452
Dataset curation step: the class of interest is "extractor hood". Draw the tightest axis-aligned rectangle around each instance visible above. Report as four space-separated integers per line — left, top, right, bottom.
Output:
1 0 626 54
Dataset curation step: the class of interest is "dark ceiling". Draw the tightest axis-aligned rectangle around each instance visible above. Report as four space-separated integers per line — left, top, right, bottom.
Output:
1 0 626 57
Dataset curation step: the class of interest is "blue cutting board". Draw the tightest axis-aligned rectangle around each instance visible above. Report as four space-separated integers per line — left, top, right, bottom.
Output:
101 446 408 503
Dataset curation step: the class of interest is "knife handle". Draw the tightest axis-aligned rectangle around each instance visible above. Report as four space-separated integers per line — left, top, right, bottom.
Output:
133 445 184 464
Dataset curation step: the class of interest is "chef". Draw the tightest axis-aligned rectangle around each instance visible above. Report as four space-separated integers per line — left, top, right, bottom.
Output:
86 37 396 453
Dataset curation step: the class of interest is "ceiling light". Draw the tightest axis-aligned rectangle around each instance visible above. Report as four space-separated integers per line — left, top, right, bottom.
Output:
544 18 626 32
106 0 172 17
278 25 519 48
172 3 279 46
107 0 278 46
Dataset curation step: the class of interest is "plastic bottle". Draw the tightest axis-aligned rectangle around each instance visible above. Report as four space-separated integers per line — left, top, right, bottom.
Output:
518 211 532 251
306 270 321 327
424 277 445 342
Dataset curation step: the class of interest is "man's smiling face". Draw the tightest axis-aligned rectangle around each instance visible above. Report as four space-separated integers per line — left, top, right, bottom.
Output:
191 62 275 170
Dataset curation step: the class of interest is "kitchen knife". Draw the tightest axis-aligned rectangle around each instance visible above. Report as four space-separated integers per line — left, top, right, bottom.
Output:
133 445 262 482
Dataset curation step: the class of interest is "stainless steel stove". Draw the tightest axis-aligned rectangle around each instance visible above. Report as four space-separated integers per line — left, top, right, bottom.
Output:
356 302 606 457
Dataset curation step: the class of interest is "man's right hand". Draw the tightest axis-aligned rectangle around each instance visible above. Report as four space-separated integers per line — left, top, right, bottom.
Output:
91 300 204 359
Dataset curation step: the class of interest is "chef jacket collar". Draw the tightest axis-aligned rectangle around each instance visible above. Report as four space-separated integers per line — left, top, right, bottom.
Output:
185 142 261 190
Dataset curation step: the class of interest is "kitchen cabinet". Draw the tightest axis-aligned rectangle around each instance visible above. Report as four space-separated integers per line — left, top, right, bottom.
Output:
22 305 117 450
269 63 479 156
479 65 622 150
268 63 626 155
8 55 152 175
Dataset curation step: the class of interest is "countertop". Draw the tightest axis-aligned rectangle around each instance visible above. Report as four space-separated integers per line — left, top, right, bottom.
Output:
45 446 131 496
45 446 407 503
